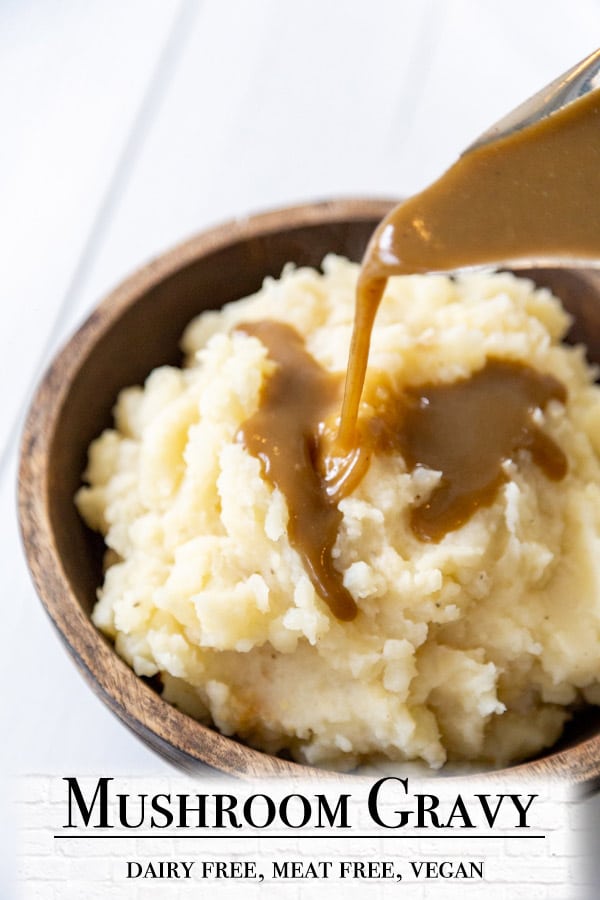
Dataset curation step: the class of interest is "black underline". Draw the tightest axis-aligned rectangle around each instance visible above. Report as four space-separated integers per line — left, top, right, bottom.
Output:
54 833 546 840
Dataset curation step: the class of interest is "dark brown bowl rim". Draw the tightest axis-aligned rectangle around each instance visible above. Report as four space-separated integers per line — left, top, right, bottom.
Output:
17 197 600 784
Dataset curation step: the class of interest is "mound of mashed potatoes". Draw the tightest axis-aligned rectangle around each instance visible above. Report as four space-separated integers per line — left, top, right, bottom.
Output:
76 256 600 770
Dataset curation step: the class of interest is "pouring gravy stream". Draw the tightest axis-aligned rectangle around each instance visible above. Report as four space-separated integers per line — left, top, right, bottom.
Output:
239 88 600 621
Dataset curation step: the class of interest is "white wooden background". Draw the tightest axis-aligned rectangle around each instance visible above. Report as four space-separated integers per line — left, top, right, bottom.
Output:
2 0 599 781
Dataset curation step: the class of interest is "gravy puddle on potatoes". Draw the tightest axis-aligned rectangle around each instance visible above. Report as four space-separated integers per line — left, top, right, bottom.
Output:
239 89 600 621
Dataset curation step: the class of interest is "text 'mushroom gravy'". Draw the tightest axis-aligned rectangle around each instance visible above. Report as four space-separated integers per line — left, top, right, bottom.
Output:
239 89 600 620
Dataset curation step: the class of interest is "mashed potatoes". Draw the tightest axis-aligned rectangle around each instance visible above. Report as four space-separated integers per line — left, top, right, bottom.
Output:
76 256 600 770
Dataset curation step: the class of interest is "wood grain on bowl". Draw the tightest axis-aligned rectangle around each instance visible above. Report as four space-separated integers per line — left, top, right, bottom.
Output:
17 198 600 782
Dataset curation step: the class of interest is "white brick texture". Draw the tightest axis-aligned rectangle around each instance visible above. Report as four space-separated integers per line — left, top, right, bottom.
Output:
13 774 596 899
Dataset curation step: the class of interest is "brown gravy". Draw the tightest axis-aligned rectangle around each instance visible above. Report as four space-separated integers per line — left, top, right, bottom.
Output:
237 323 567 618
339 88 600 444
237 320 357 621
237 89 600 620
389 359 567 542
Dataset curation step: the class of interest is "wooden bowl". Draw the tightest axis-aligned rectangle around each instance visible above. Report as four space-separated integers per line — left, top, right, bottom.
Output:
18 198 600 783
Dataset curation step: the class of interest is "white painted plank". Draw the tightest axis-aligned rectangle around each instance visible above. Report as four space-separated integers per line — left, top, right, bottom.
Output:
46 0 437 340
52 0 600 348
389 0 600 189
0 0 185 459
